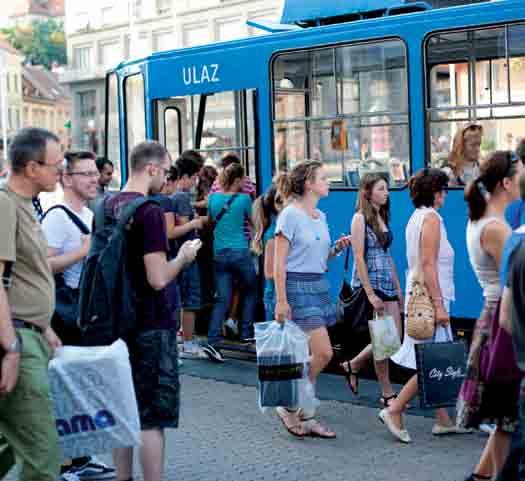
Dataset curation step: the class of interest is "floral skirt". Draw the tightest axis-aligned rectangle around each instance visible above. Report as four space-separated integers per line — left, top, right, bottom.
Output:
456 300 520 433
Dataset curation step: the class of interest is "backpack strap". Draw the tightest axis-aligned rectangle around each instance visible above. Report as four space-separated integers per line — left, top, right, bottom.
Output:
41 205 91 235
116 196 160 232
0 186 15 291
213 194 239 229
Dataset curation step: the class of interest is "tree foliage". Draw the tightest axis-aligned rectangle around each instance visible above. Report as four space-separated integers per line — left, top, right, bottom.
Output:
1 19 66 69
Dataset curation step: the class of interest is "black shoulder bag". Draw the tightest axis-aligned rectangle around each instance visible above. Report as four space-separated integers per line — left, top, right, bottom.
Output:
41 205 91 345
210 194 239 230
336 227 373 333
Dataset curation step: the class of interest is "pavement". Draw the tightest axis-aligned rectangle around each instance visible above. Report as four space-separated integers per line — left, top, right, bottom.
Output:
6 358 486 481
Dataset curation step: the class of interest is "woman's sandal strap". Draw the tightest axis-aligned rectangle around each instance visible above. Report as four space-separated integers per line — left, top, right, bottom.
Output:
471 474 491 480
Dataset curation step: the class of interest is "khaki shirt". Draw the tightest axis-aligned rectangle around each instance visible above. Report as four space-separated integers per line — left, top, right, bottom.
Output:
0 187 54 328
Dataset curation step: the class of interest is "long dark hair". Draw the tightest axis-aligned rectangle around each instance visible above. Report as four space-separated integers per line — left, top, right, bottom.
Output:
465 150 521 221
252 184 280 255
355 173 390 239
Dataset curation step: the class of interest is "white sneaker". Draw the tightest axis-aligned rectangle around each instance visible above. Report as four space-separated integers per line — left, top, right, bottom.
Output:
224 318 239 336
180 341 208 360
432 424 473 436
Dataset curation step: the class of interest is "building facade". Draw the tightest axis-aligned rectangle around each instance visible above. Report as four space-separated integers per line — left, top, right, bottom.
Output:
6 0 65 26
0 39 24 143
61 0 284 153
22 65 71 149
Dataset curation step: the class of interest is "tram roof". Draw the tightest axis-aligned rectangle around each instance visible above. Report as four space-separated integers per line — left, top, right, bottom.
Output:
113 0 514 71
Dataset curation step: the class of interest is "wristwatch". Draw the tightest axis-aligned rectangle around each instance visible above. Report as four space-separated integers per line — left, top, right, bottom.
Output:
4 333 22 354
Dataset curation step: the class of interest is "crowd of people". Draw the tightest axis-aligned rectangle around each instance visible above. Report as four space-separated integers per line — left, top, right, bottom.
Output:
1 124 525 481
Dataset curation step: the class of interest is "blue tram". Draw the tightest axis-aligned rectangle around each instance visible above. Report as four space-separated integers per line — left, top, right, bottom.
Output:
105 0 525 333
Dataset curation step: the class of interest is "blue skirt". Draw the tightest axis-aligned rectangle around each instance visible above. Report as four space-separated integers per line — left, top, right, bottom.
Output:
286 272 336 332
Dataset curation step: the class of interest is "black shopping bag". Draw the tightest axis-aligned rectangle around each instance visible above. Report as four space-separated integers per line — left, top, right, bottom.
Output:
415 336 468 409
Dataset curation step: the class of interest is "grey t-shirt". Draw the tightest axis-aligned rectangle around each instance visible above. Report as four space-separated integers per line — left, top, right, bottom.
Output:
275 204 331 274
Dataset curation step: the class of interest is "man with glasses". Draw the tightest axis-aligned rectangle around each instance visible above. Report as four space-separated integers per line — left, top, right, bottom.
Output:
41 150 116 481
0 128 63 481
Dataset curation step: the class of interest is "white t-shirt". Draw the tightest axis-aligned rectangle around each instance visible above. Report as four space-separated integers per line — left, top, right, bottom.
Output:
42 203 93 289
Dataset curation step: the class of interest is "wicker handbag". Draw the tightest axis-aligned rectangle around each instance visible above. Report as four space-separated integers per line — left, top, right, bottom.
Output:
406 279 435 340
406 242 436 341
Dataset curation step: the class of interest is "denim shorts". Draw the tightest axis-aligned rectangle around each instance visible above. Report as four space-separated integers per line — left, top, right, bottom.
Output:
130 329 180 430
286 272 336 332
179 261 201 310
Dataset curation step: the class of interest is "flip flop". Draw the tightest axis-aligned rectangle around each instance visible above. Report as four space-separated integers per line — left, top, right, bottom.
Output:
302 418 337 439
340 361 359 395
275 407 305 438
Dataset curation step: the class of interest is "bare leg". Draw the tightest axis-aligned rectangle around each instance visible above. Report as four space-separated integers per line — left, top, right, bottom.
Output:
182 310 195 342
373 302 402 399
435 408 453 426
492 429 511 475
468 430 498 479
308 327 333 384
387 374 418 429
139 429 165 481
113 447 133 481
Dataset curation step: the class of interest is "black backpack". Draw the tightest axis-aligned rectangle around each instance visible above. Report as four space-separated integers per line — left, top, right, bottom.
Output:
78 195 158 346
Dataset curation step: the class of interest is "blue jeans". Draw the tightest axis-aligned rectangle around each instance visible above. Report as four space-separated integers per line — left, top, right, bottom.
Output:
208 249 257 346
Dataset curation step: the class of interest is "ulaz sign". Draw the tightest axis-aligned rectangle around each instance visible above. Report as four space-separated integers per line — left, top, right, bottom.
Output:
182 64 220 85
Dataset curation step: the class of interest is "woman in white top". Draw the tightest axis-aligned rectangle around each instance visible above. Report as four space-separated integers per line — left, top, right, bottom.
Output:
457 151 523 481
380 168 468 443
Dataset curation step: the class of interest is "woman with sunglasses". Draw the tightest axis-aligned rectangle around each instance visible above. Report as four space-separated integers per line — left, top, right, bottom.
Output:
457 151 523 481
442 124 483 187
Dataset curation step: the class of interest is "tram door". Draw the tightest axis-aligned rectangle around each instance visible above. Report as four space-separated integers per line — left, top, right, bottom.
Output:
155 89 259 190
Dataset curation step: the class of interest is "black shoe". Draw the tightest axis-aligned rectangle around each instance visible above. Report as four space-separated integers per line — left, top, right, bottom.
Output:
202 344 225 363
68 457 116 480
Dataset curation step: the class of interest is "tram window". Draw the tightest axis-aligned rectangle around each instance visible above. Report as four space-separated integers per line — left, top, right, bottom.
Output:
157 88 257 182
124 74 146 158
426 24 525 173
106 73 121 188
272 39 410 188
164 107 180 158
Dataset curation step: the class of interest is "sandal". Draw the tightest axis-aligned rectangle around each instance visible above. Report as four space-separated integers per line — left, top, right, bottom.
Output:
302 418 337 439
275 407 305 438
340 361 359 395
380 393 398 408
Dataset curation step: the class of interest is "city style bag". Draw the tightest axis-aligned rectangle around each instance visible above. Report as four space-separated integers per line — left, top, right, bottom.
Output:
336 233 373 333
415 330 468 408
479 299 522 385
406 235 435 341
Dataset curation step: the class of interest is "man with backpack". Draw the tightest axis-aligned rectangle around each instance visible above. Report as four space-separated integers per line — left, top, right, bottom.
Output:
81 141 200 481
0 128 63 481
41 150 116 481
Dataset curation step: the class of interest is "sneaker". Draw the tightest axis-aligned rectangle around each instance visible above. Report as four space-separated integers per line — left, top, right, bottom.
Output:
479 423 496 435
432 424 473 436
180 341 209 360
69 458 116 480
224 318 239 337
202 343 225 363
60 473 81 481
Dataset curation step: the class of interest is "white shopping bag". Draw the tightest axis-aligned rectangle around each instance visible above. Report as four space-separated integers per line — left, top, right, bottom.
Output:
48 339 141 460
368 313 401 361
255 320 319 413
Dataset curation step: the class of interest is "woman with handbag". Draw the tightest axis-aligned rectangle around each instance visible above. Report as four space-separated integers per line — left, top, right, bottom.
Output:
457 151 523 481
380 168 469 443
273 160 351 438
340 173 403 407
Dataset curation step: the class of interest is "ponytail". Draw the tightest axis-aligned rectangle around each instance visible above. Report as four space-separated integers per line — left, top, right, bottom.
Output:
219 163 244 190
251 184 279 255
465 150 520 221
465 178 489 221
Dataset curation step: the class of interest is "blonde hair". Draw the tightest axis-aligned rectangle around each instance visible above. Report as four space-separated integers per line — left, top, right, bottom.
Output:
448 124 483 177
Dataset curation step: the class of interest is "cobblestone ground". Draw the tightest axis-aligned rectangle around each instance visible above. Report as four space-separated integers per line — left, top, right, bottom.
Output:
6 372 486 481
